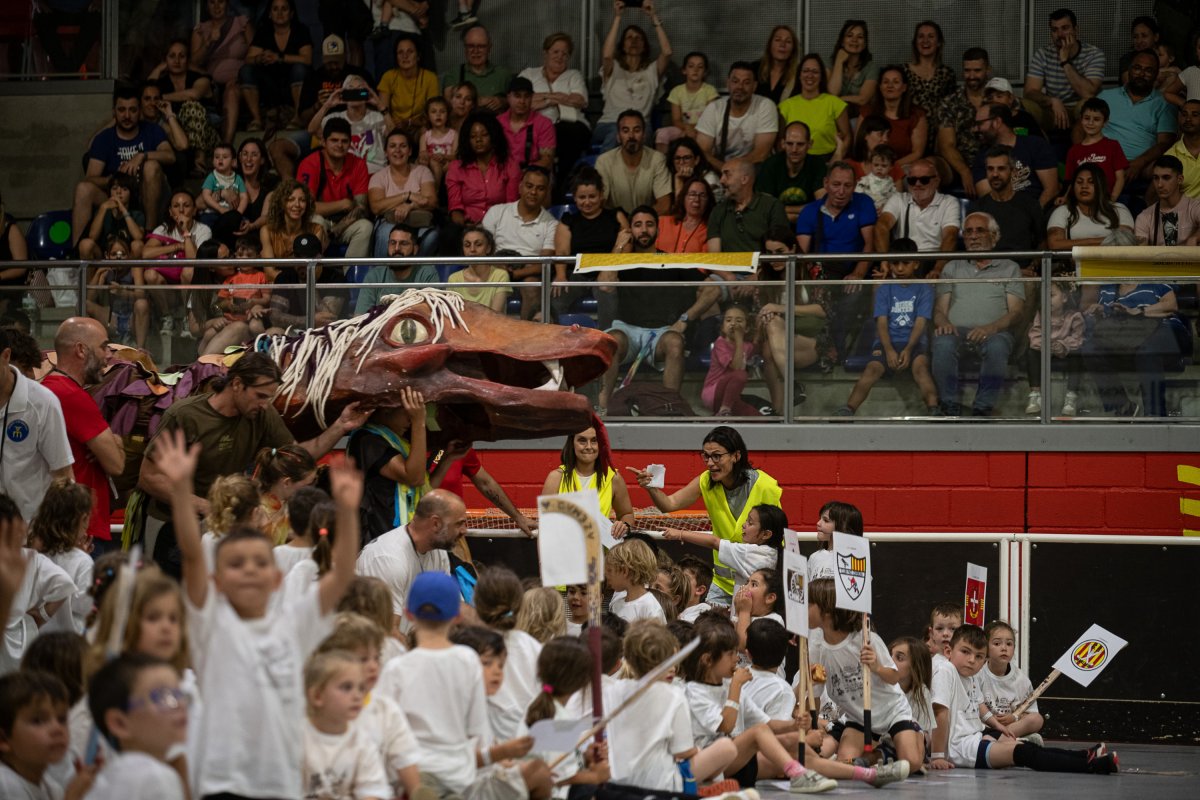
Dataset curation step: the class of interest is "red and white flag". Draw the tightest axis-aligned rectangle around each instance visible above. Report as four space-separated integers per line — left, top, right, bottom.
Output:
964 563 987 627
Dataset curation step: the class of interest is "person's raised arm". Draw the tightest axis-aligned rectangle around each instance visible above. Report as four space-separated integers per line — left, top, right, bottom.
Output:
299 402 369 460
470 466 535 537
625 468 702 512
153 429 208 607
318 461 363 614
601 1 624 80
377 388 428 486
644 1 672 75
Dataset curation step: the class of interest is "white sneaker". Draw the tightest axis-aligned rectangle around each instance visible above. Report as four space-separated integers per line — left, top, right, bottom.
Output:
788 771 837 793
1024 390 1042 415
1020 733 1045 747
160 316 176 335
869 759 910 787
1061 391 1078 417
715 791 760 800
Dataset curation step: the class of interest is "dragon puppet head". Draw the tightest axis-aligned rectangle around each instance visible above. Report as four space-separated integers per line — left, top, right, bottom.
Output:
258 288 616 445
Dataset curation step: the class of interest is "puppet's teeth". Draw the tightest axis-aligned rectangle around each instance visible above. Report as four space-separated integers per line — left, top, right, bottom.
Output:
535 359 564 391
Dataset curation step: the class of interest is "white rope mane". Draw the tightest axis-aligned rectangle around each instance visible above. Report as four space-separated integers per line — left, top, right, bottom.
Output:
256 288 469 429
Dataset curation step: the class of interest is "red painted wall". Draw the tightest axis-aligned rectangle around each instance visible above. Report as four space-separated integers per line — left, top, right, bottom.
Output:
463 451 1200 537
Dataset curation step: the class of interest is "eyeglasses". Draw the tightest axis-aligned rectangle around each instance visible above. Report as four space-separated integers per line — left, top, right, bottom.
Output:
128 687 189 712
907 175 934 186
699 450 730 462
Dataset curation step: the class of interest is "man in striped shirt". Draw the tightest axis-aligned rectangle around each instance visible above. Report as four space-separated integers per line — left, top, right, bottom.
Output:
1022 8 1105 131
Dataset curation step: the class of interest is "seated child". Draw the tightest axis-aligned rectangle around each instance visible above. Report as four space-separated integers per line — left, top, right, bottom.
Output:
1023 282 1084 417
741 618 796 721
1063 98 1127 202
701 302 761 417
85 653 188 800
198 142 249 215
607 539 666 624
664 504 782 616
855 145 900 211
676 556 714 623
808 500 863 581
0 671 98 800
28 481 94 634
836 238 938 417
931 625 1117 774
976 620 1044 741
927 601 962 665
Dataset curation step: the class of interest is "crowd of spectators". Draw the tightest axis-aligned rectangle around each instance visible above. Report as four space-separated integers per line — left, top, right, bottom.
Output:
3 4 1200 417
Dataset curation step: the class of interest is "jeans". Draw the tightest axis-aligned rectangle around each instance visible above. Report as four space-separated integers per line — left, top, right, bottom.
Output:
237 61 310 108
932 328 1015 414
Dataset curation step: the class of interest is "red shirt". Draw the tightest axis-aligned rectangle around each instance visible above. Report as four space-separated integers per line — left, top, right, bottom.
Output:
40 373 112 540
1065 137 1129 190
429 447 482 498
498 110 557 168
297 151 370 203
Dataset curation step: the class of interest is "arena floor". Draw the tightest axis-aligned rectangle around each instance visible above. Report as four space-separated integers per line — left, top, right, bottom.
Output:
752 743 1199 798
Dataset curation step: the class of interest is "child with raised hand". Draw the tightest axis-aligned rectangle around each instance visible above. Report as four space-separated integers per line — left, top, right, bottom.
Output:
808 501 862 581
275 485 329 577
0 671 100 800
303 649 389 800
475 566 545 741
806 578 916 782
676 556 714 623
664 503 782 615
977 620 1044 742
28 481 94 634
154 427 362 800
889 635 934 735
606 539 666 624
517 586 568 644
526 636 612 797
319 613 421 799
85 653 188 800
682 614 838 793
338 576 407 665
931 625 1118 775
253 444 318 545
733 568 784 657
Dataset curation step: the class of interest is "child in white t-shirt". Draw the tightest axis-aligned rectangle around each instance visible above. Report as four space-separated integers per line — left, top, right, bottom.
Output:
855 145 900 212
337 576 408 667
733 567 784 654
977 620 1043 740
154 429 361 799
675 556 714 623
527 637 611 798
889 635 935 734
274 485 326 576
28 481 94 634
200 473 264 574
474 567 544 741
664 503 782 616
0 670 98 800
85 653 188 800
807 578 918 781
319 612 421 799
808 500 862 581
932 625 1117 774
606 539 665 624
742 618 796 721
302 649 390 800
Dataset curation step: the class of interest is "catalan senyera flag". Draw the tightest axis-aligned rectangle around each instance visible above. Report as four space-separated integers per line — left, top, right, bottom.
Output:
1051 624 1129 688
574 251 759 274
963 563 987 627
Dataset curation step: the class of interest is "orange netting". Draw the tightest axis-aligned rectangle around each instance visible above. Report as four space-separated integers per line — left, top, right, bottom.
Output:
467 507 713 533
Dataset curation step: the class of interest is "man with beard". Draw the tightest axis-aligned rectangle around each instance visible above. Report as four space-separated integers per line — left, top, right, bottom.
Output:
875 159 961 277
138 353 368 576
595 110 671 215
968 146 1046 258
931 212 1024 417
598 207 719 414
72 84 175 246
356 489 469 632
708 158 788 252
935 48 992 197
1097 50 1179 187
1022 8 1104 132
0 328 72 523
42 318 125 553
695 62 778 171
970 104 1058 208
1167 100 1200 198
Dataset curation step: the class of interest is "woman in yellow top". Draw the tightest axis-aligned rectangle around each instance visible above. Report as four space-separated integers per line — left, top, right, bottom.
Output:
777 53 851 160
448 226 512 313
542 424 636 538
378 34 440 131
629 425 781 603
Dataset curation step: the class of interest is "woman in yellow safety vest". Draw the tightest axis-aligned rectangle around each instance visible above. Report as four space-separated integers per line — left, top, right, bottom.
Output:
629 425 781 603
542 424 636 538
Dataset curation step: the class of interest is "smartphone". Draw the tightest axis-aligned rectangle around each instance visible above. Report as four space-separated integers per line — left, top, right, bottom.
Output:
342 88 370 102
625 0 644 6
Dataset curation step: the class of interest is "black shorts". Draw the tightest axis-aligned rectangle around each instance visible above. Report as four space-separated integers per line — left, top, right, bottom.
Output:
827 721 845 741
843 719 923 741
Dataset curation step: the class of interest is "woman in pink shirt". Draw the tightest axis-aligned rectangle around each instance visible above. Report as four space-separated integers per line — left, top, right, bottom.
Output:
445 111 520 226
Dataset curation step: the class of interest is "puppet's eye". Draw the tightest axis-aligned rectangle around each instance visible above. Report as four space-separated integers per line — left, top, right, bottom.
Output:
386 317 430 346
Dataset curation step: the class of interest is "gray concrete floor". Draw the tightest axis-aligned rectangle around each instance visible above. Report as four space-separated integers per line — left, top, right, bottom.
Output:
754 744 1200 799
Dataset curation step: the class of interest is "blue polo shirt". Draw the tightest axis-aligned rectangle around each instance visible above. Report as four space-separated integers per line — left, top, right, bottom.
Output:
795 192 876 278
1098 86 1177 161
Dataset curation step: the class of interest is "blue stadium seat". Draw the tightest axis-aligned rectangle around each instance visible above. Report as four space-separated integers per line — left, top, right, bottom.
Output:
26 210 72 260
438 264 465 282
842 316 880 373
506 295 522 316
557 313 597 329
570 295 598 313
548 204 576 220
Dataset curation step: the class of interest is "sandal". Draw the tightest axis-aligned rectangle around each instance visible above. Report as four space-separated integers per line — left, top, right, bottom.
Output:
247 120 263 132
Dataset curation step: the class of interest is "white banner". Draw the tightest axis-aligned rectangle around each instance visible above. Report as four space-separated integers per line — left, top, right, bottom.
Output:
832 531 871 614
783 549 808 638
1051 624 1129 688
537 490 602 586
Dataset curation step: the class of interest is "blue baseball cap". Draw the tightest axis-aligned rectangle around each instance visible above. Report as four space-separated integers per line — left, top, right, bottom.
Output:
407 572 461 621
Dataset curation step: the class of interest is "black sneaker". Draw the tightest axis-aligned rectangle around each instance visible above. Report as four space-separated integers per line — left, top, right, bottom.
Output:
1088 753 1119 775
450 11 478 29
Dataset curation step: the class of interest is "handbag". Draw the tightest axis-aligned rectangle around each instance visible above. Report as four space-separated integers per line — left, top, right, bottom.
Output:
1089 313 1161 351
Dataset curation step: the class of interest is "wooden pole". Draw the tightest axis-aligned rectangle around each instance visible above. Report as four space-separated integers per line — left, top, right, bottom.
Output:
861 612 872 753
1013 669 1061 717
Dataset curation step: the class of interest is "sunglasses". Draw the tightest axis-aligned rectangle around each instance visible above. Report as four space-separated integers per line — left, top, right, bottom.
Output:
907 175 935 186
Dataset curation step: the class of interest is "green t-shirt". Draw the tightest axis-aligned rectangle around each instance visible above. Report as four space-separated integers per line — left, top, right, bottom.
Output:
755 151 827 207
440 62 512 99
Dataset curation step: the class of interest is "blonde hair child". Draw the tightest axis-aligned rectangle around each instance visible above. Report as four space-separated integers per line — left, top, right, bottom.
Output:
516 587 567 644
338 576 407 662
605 539 664 624
303 649 389 800
203 474 263 571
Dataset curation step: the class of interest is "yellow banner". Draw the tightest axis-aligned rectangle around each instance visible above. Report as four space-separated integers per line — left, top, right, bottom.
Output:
1073 246 1200 278
575 251 759 274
